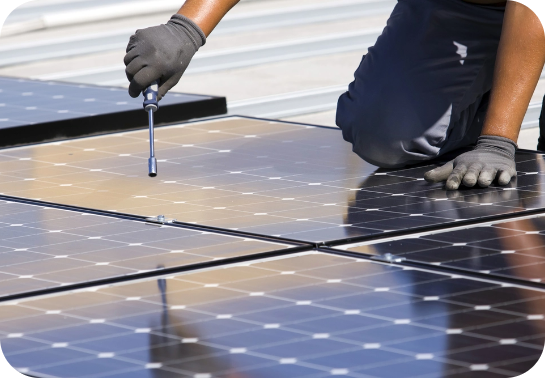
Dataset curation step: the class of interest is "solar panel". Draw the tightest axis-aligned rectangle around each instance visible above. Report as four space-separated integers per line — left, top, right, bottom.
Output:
0 116 543 244
337 213 545 284
1 252 543 378
0 200 298 299
0 77 227 147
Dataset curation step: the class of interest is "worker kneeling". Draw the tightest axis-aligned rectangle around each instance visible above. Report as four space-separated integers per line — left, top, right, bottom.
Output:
124 0 545 191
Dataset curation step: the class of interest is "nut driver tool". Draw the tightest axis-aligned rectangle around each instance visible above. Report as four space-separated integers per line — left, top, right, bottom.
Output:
143 81 159 177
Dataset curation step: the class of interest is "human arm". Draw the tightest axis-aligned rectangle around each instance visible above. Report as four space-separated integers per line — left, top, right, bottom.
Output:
425 1 545 189
177 0 240 36
124 0 240 99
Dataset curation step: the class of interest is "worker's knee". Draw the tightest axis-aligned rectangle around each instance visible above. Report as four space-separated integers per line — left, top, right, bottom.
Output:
336 93 431 169
341 127 413 169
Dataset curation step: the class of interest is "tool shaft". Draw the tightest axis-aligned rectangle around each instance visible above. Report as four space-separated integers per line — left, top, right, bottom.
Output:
148 109 157 177
144 81 159 177
148 109 155 158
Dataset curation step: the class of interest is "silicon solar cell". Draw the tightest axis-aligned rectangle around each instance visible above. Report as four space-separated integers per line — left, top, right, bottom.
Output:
1 253 543 378
0 200 297 299
0 116 544 244
337 213 545 284
0 77 227 147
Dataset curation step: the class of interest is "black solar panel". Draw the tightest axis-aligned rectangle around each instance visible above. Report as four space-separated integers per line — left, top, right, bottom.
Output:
0 77 227 147
338 213 545 284
0 116 543 244
1 253 543 378
0 200 297 299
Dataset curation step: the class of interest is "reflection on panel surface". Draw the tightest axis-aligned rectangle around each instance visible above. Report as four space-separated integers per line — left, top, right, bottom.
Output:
339 213 545 284
0 200 293 298
1 253 543 378
0 116 544 243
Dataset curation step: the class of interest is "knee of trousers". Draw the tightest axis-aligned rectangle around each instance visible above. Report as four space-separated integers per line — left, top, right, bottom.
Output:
336 93 439 169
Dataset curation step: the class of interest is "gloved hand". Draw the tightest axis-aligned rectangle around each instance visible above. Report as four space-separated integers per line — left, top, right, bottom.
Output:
124 14 206 100
424 135 517 190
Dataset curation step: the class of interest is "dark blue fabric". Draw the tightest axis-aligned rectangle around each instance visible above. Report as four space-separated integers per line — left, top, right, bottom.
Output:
336 0 505 168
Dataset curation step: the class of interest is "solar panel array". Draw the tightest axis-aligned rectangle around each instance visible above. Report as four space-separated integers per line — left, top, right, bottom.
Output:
1 115 545 378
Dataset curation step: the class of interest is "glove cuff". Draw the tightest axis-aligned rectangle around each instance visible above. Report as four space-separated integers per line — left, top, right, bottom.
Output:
168 14 207 49
476 135 517 160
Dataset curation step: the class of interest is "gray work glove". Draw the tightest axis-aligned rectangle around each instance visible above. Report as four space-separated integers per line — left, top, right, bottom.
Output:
424 135 517 190
124 14 206 100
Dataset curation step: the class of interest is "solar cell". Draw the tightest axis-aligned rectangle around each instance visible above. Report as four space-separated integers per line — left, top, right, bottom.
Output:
0 116 543 244
1 252 543 377
0 200 297 299
337 213 545 284
0 77 227 147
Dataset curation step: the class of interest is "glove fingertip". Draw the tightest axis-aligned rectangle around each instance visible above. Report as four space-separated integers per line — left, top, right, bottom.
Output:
445 174 461 190
462 178 476 187
477 179 492 188
128 86 142 98
157 90 167 102
423 170 437 183
497 173 513 186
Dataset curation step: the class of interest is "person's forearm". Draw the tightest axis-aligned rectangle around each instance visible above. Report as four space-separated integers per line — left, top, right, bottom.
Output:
177 0 240 36
481 1 545 142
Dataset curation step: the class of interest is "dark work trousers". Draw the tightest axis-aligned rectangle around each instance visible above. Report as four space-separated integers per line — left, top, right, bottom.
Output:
336 0 505 168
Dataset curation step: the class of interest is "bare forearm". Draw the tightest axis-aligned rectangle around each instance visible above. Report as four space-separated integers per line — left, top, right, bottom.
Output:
481 1 545 142
177 0 240 36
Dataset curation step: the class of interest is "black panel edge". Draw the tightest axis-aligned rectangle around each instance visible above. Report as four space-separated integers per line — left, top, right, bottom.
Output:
0 245 314 303
0 97 227 148
318 247 545 291
0 195 312 247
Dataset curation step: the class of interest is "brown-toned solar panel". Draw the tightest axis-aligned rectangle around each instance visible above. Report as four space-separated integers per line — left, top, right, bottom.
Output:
0 116 544 244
